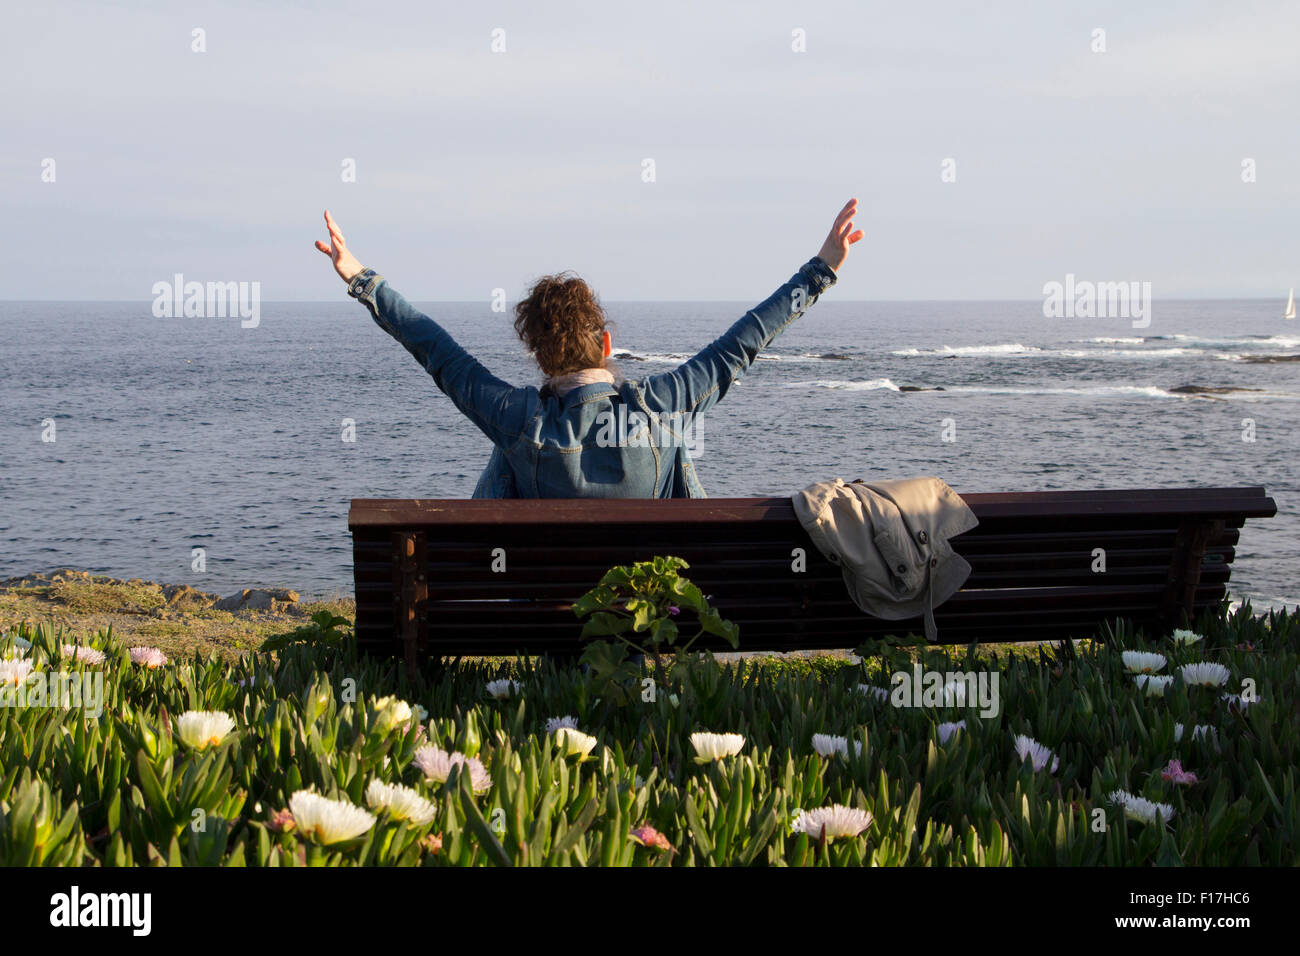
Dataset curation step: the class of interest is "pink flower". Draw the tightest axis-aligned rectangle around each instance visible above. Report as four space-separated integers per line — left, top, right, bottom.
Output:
1160 759 1198 786
128 646 168 668
61 644 106 665
630 825 673 852
269 808 296 833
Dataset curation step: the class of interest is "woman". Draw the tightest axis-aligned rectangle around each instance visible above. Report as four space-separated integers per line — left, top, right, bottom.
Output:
315 199 862 498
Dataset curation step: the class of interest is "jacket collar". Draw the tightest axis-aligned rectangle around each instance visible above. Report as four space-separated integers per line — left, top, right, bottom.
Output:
550 380 622 406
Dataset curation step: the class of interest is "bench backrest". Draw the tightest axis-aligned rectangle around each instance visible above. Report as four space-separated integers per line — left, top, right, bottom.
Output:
349 487 1277 663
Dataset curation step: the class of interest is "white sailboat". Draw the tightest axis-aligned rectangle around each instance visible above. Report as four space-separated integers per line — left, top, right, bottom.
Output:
1286 288 1296 320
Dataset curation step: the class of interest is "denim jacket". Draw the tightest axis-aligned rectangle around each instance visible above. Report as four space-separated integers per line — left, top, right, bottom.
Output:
347 256 838 498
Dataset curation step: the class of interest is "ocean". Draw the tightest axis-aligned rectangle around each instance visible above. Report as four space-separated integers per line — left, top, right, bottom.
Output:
1 297 1295 610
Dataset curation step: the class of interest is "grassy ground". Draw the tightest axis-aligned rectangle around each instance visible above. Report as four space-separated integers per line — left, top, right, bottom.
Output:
0 570 354 660
2 588 1295 866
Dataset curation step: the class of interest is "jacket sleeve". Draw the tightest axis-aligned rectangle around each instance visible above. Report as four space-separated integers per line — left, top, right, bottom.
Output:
638 256 837 415
347 269 531 446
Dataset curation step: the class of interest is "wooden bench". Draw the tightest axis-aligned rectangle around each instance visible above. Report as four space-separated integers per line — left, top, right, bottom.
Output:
349 487 1277 665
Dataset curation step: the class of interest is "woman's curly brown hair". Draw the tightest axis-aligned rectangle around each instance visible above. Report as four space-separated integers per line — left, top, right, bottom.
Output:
513 272 608 377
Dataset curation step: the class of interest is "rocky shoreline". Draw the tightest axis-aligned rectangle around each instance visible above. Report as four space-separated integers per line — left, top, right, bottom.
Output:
0 569 352 659
2 569 307 614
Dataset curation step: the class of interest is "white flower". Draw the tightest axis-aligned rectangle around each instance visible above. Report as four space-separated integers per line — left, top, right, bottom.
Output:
690 732 746 763
485 678 522 699
365 780 436 826
412 746 456 783
1180 662 1230 688
0 659 34 685
1134 675 1174 697
1121 651 1166 675
1108 789 1175 826
412 704 429 724
412 746 492 793
553 727 598 760
1174 722 1218 744
937 720 966 744
544 715 579 734
61 644 106 665
1171 629 1203 646
174 710 237 750
128 646 168 668
791 805 873 842
372 696 416 732
2 636 31 659
289 790 377 844
856 684 890 702
1012 734 1059 774
811 733 863 758
940 675 975 707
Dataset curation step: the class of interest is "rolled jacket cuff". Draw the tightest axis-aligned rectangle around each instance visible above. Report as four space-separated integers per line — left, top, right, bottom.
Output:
347 268 385 302
802 256 838 294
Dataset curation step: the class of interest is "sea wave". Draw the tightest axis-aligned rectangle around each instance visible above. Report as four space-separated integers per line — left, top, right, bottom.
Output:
891 343 1042 357
613 350 862 365
1160 333 1300 349
778 380 1300 401
898 334 1300 360
610 351 694 364
781 378 901 391
1052 348 1244 361
943 384 1300 401
946 384 1177 399
896 342 1247 361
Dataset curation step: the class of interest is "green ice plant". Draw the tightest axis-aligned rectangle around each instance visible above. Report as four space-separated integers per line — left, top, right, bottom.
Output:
573 556 739 694
0 604 1298 866
260 610 352 654
0 773 86 866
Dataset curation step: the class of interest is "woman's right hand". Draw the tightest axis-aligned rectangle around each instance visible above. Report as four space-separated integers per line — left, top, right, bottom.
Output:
816 198 865 273
315 210 365 283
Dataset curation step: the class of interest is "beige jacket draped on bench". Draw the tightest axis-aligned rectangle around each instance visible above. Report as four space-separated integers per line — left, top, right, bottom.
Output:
792 477 978 642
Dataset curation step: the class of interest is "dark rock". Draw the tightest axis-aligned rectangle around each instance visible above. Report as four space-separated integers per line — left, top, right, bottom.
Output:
215 588 301 613
1169 385 1262 395
1241 353 1300 364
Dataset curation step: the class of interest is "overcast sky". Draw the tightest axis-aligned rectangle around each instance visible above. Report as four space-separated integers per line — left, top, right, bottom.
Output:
3 0 1298 301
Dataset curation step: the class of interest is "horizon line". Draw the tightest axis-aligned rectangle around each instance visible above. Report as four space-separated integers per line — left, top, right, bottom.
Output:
0 295 1291 305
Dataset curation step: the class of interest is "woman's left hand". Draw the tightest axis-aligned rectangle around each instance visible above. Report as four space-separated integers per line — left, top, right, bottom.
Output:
816 198 865 274
315 210 365 283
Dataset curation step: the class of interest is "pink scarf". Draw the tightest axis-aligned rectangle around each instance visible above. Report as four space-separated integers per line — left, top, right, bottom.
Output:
546 367 615 397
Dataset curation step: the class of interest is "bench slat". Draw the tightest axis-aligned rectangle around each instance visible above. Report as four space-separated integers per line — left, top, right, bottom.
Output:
350 487 1275 527
349 488 1274 655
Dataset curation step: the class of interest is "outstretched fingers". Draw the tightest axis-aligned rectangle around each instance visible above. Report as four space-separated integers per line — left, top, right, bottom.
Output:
324 210 347 247
832 198 858 230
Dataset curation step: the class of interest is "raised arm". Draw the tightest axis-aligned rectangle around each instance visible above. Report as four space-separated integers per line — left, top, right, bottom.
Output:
315 211 530 446
640 198 863 416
